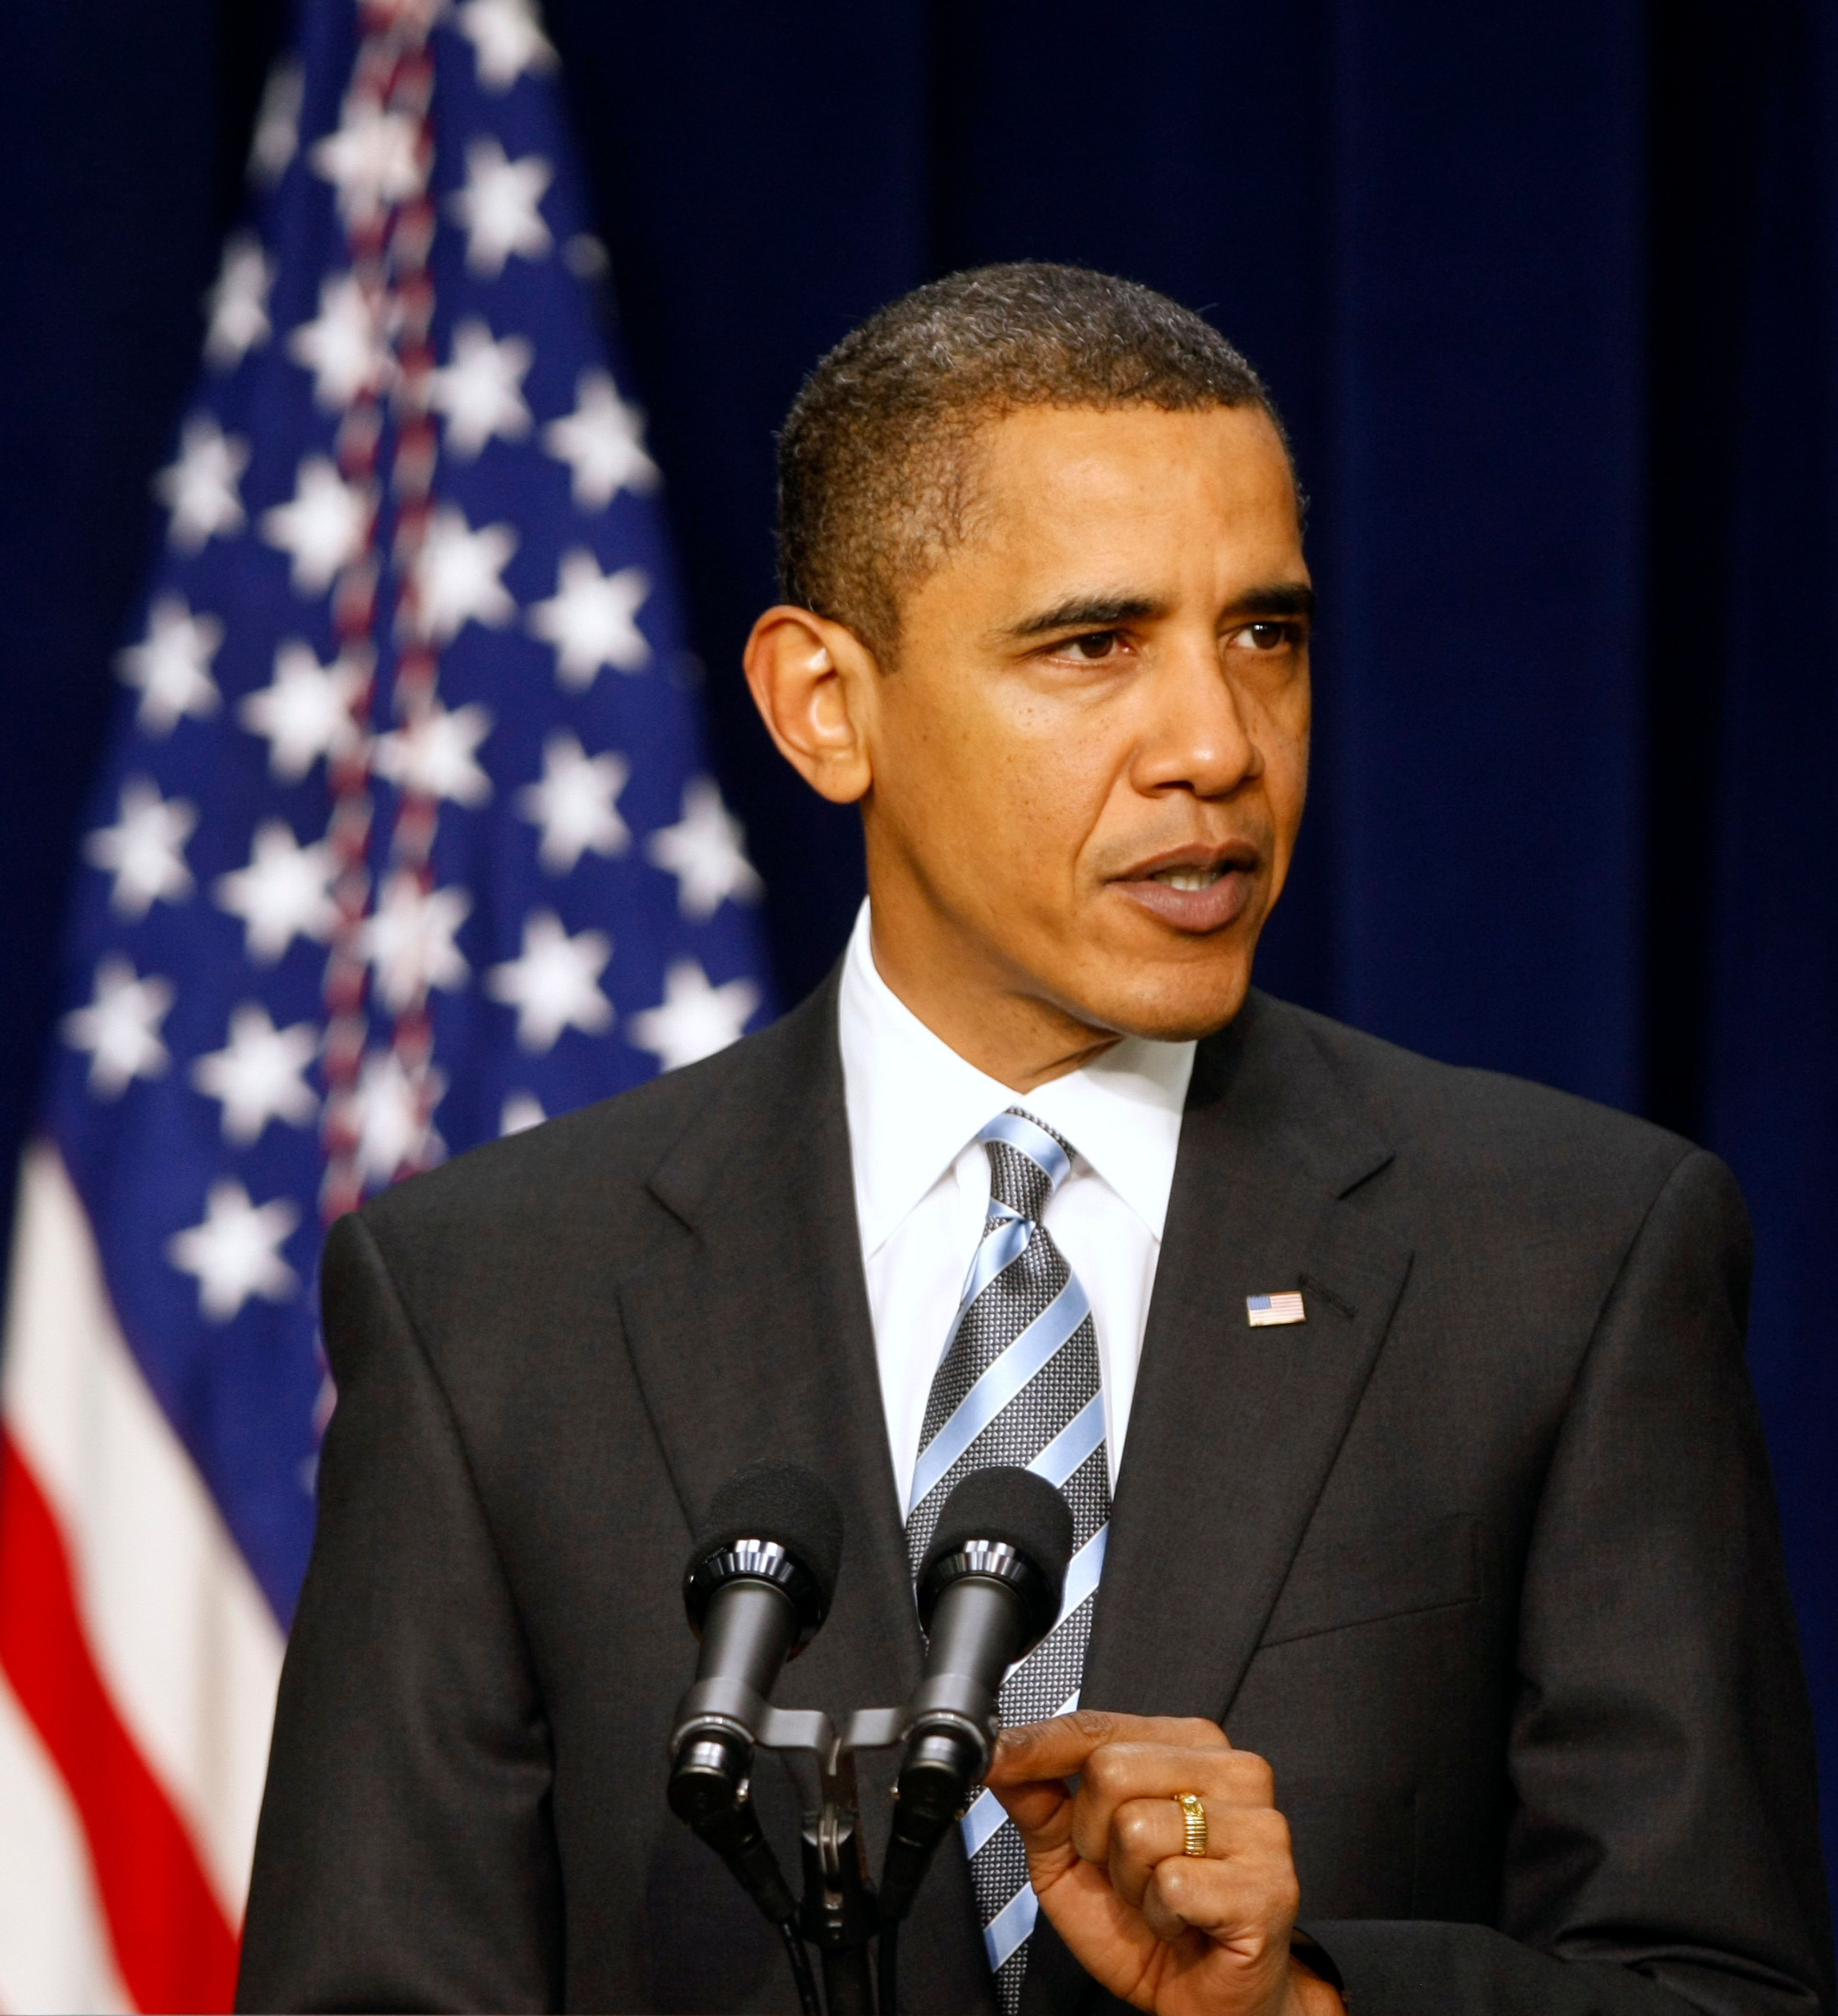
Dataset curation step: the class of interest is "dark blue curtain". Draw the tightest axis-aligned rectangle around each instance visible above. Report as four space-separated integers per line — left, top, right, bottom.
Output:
1 0 1832 1883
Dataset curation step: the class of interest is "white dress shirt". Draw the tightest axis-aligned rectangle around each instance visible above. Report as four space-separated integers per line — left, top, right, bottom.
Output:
837 902 1195 1514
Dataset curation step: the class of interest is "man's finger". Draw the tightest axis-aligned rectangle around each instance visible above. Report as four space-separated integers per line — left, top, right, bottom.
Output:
987 1774 1073 1842
987 1711 1231 1786
1071 1745 1278 1866
1139 1846 1300 1952
1105 1797 1293 1911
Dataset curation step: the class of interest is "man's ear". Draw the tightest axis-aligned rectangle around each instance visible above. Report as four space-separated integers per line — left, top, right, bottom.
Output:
742 605 881 804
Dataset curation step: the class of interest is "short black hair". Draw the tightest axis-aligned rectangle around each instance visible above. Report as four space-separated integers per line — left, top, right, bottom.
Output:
775 262 1290 659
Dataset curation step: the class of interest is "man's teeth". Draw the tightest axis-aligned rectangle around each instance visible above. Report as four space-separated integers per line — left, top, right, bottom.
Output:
1152 867 1223 891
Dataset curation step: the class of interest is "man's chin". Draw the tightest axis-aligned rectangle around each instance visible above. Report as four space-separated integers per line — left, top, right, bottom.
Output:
1056 955 1255 1047
1067 896 1266 1043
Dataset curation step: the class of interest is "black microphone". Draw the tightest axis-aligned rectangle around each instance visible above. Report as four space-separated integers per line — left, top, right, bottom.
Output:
668 1460 844 1931
879 1467 1073 1924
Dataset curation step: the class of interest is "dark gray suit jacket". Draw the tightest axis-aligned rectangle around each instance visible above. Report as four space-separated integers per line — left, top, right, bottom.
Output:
238 980 1833 2015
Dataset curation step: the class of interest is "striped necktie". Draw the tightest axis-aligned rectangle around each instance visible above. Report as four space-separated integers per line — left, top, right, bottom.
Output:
906 1107 1111 2014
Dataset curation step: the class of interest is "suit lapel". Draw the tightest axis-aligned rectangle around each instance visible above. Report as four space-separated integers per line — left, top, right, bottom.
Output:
1082 994 1413 1725
616 976 923 1716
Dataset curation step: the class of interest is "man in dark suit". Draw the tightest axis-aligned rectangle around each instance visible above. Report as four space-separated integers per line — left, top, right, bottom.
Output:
239 265 1832 2015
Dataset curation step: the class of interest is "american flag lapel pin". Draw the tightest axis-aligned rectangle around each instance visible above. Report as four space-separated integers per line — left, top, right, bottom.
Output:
1246 1291 1307 1327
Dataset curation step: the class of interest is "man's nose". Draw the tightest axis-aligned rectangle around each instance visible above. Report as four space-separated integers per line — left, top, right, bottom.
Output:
1129 638 1261 800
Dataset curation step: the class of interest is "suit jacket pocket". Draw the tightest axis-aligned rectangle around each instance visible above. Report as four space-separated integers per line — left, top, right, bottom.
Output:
1260 1513 1477 1648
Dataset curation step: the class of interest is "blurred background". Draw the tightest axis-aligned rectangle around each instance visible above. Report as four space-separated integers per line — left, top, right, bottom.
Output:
0 0 1833 1988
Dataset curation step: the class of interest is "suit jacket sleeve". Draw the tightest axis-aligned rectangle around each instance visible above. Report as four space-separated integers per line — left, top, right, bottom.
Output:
1311 1148 1832 2016
236 1210 564 2013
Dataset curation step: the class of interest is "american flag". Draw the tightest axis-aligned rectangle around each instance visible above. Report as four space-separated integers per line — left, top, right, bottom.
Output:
0 1 770 2005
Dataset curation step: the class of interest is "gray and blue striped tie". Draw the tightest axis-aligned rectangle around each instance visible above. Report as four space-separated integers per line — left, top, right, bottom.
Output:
906 1107 1111 2014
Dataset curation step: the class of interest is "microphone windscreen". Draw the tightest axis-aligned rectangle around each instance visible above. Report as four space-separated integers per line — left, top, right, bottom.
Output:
693 1460 844 1606
920 1465 1074 1587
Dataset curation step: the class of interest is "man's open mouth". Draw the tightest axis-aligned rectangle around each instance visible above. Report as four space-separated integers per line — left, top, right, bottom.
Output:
1148 866 1226 892
1112 846 1260 934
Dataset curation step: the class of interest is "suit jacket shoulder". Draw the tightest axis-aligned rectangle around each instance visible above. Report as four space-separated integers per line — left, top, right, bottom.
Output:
358 973 830 1262
336 975 840 1390
1219 989 1728 1263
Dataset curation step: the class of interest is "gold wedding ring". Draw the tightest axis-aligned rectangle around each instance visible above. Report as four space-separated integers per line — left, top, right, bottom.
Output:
1176 1791 1208 1857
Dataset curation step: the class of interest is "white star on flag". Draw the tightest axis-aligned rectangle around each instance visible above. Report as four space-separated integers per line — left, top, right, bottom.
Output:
262 454 371 595
190 1003 320 1144
237 640 366 781
371 700 494 806
516 730 630 872
500 1091 545 1136
430 317 533 457
361 871 473 1012
202 231 275 371
486 910 614 1052
248 54 304 186
311 94 426 223
214 819 339 963
542 369 660 509
83 777 197 919
628 959 760 1072
528 550 650 687
411 504 517 641
288 272 393 411
456 0 558 89
60 956 174 1096
154 414 250 552
167 1180 301 1321
116 594 224 736
448 137 553 278
645 776 763 918
347 1049 447 1186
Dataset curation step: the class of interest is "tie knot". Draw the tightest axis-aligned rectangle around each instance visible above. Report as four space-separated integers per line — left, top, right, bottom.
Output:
978 1107 1075 1221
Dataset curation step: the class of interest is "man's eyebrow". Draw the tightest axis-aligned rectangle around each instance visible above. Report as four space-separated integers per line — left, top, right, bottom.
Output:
1003 582 1316 642
1227 581 1316 621
1004 593 1167 640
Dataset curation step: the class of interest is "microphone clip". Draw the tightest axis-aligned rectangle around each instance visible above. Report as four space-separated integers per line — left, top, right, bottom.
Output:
742 1704 915 2016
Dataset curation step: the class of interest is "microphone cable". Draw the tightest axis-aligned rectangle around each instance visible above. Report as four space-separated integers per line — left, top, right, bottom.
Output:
876 1920 899 2016
779 1917 822 2016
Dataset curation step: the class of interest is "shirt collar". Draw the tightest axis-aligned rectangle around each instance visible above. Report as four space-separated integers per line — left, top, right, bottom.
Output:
837 902 1195 1256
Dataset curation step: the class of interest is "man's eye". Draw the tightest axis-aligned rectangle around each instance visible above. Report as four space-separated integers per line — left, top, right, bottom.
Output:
1233 621 1297 652
1065 631 1120 660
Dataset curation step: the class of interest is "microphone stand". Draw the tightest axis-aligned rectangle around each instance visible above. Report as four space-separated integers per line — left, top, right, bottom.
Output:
798 1771 877 2014
744 1704 912 2014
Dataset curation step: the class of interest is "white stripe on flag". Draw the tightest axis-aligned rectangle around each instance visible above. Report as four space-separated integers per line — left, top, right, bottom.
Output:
1 1140 285 1925
0 1664 132 2016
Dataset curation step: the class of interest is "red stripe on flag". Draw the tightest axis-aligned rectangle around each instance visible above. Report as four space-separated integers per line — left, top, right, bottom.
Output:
0 1427 240 2014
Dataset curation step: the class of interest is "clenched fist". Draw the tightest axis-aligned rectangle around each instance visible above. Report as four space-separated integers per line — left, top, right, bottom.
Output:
985 1712 1343 2016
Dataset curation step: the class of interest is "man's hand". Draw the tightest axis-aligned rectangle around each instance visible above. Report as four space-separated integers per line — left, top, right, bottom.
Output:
985 1712 1344 2016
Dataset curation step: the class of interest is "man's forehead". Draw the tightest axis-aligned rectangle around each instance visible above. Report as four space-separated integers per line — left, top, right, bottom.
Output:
975 399 1289 480
945 405 1303 615
966 404 1298 546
